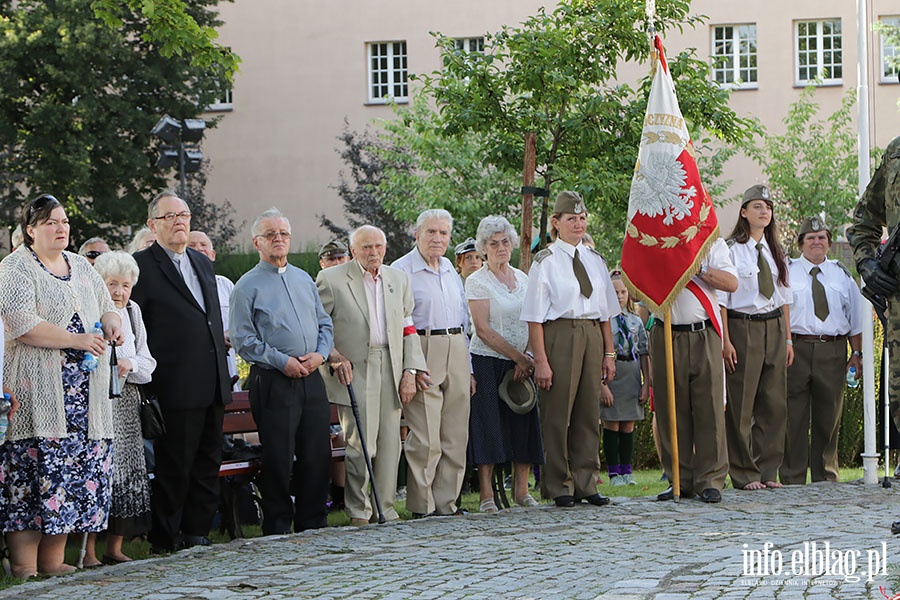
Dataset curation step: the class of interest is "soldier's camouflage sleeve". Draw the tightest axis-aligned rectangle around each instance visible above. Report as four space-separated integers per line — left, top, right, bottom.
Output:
847 146 890 266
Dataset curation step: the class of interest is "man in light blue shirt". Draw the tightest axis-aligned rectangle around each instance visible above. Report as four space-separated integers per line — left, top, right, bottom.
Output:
392 209 472 517
231 208 334 534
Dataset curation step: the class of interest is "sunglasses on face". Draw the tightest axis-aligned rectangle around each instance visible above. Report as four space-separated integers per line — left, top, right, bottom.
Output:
84 250 105 259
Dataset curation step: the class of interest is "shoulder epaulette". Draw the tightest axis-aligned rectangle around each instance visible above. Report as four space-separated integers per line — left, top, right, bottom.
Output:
533 248 552 263
832 259 854 279
726 238 737 248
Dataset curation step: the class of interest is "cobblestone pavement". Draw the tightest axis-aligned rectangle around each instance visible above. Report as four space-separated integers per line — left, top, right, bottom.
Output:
4 482 900 599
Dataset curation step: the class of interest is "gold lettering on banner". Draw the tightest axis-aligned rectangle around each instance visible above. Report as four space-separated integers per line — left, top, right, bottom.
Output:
644 113 685 130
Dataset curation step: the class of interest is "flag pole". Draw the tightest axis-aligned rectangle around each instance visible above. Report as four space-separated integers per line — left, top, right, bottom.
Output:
663 309 680 501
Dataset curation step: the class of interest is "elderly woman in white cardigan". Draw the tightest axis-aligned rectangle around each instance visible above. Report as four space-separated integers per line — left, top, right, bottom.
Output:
0 195 122 579
80 251 157 567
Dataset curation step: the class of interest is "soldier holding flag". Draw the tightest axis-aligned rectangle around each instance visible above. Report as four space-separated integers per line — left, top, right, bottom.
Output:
620 36 732 502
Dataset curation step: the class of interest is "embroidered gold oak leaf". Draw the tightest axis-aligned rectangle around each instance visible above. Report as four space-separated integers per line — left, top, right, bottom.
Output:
640 233 658 246
661 236 680 248
627 223 639 238
683 225 699 242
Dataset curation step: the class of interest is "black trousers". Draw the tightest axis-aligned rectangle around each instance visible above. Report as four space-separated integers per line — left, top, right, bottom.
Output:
149 402 224 550
249 366 331 534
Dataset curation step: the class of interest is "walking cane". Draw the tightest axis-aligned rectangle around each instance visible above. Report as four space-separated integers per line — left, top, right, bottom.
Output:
346 382 386 524
884 343 892 489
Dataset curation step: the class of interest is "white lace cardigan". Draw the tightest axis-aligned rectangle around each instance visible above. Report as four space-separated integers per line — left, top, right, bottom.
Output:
0 247 116 440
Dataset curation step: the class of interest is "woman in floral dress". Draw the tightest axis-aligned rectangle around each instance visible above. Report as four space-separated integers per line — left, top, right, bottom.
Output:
0 195 122 578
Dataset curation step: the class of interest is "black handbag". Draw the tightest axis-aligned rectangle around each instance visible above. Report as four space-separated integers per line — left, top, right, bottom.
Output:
125 303 166 439
138 385 166 440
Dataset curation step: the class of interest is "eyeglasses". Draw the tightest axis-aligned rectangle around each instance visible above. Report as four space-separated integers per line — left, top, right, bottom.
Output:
152 211 192 222
84 250 105 260
257 231 291 241
487 238 512 249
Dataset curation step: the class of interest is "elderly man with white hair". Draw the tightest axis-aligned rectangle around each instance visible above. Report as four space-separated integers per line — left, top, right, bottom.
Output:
316 225 427 525
392 209 472 517
231 208 334 534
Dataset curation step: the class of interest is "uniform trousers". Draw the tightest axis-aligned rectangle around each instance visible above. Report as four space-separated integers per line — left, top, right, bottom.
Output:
404 333 471 515
338 347 402 522
249 366 331 534
650 324 728 494
149 402 224 551
781 337 846 484
724 314 787 488
539 318 603 500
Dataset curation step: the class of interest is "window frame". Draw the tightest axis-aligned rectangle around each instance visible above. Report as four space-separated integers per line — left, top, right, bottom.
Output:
207 87 233 112
794 18 843 86
453 37 485 53
879 16 900 84
710 24 758 90
366 41 409 105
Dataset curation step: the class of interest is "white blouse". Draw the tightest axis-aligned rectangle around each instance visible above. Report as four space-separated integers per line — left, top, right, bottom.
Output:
114 300 157 385
466 266 530 359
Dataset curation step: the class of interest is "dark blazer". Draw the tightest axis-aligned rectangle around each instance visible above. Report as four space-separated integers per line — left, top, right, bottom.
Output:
131 242 231 410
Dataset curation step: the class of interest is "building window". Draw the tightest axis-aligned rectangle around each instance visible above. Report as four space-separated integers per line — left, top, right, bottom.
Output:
711 25 757 89
207 87 233 112
368 41 408 104
795 19 842 85
880 16 900 83
454 37 484 53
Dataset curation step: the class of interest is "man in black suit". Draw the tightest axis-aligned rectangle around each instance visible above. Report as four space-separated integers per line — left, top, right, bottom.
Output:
131 191 231 552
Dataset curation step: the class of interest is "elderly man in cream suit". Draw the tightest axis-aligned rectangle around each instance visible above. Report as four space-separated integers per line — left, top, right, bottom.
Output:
316 225 428 525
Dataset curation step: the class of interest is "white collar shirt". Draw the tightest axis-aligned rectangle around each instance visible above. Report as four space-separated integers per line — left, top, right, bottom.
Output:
520 239 620 323
659 238 736 325
359 261 388 347
717 237 789 313
787 255 862 337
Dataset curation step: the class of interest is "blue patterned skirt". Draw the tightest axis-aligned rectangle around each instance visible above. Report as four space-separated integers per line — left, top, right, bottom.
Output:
0 314 113 534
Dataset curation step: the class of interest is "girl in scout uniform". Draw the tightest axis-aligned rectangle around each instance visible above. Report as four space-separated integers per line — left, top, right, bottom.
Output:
599 271 650 486
720 184 793 491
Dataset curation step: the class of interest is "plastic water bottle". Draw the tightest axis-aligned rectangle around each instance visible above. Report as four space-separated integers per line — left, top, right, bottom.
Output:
0 393 11 445
80 321 103 372
846 366 860 389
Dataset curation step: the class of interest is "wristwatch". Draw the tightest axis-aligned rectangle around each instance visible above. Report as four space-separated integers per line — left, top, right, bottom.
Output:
697 263 708 277
851 350 863 358
404 369 418 376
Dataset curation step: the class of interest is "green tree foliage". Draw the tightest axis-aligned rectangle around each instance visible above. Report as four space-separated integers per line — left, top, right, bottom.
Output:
320 125 414 263
739 87 873 256
91 0 238 73
182 160 242 252
0 0 234 248
392 0 755 259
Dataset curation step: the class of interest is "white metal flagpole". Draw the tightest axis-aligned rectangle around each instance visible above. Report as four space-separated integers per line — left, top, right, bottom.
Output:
857 0 878 485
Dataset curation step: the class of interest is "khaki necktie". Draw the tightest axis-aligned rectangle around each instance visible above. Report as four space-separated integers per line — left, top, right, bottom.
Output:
810 266 829 321
573 249 593 299
756 243 775 299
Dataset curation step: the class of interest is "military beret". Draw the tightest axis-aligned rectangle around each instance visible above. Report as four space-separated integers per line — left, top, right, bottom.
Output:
553 191 587 215
319 239 349 259
741 184 773 207
454 237 478 255
798 216 830 237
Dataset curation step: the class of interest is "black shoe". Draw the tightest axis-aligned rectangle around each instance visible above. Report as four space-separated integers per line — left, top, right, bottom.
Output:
699 488 722 504
411 512 435 519
554 495 575 507
435 509 469 516
149 544 174 555
181 535 212 549
656 486 696 501
892 521 900 535
577 494 611 507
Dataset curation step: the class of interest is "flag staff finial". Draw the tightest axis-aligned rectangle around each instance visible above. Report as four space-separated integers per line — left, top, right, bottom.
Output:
645 0 657 41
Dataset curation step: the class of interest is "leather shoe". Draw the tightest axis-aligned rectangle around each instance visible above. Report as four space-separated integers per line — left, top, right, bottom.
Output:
699 488 722 503
656 486 695 501
349 518 370 526
554 495 575 507
411 512 434 519
181 535 212 549
577 494 611 507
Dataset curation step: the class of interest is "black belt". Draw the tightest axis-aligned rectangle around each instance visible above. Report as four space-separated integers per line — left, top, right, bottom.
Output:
416 327 463 336
616 354 634 362
727 308 783 321
654 319 713 332
793 334 847 343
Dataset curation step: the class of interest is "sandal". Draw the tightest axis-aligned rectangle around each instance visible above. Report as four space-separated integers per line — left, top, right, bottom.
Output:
515 494 540 508
478 499 498 513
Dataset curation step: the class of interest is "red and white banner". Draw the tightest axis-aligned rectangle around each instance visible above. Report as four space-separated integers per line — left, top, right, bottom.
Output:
621 36 719 315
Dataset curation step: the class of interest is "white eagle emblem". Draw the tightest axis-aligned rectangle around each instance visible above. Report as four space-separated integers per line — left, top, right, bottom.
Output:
629 152 697 226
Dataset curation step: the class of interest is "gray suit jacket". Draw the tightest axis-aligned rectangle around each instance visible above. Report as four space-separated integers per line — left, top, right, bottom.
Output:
316 260 427 406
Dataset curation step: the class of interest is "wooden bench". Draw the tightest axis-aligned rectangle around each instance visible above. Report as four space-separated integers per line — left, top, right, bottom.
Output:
218 391 346 538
